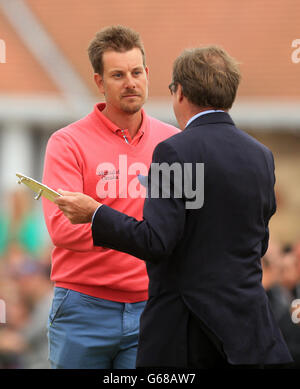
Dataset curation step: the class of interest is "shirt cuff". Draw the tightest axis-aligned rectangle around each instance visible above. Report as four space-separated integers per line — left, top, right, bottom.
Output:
91 205 103 227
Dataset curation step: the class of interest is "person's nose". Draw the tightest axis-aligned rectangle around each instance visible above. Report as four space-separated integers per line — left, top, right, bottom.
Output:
124 74 136 90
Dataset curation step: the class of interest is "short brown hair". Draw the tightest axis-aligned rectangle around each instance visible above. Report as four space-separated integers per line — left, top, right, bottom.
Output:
88 25 146 75
172 46 241 109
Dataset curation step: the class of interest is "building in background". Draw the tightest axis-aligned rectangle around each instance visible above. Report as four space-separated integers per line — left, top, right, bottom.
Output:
0 0 299 245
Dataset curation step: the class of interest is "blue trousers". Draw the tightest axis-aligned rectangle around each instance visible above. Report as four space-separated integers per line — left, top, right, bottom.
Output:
48 287 146 369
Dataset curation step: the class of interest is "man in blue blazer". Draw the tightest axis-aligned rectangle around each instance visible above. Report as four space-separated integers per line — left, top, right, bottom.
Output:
56 46 293 368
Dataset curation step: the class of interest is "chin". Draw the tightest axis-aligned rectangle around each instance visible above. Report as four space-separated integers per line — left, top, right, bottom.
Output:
121 103 143 115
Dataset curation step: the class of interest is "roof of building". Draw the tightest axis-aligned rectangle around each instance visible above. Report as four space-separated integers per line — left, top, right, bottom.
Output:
0 0 299 127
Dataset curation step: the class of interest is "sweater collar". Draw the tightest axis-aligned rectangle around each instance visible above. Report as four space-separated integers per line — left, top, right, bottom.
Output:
93 103 146 141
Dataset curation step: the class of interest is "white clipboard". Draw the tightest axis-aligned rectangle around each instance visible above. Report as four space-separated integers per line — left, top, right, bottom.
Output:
16 172 61 202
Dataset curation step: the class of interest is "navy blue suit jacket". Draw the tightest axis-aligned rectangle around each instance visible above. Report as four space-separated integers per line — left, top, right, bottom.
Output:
92 112 292 366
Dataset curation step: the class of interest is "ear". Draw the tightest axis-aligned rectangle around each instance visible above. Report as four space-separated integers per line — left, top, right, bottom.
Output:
177 84 184 103
145 66 149 80
94 73 105 95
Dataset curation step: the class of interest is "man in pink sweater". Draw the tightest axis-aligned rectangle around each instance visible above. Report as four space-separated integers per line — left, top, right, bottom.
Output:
42 25 179 369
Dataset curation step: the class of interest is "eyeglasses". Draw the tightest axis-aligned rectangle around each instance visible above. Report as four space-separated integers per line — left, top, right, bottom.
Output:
168 82 177 95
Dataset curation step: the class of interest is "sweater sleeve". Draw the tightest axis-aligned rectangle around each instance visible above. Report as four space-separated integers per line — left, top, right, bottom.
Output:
42 131 101 252
261 150 277 258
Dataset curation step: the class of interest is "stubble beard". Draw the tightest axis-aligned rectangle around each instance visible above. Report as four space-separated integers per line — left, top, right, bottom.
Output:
120 101 143 114
120 90 148 115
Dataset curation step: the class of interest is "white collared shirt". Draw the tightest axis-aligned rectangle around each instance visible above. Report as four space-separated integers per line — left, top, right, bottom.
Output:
185 109 225 128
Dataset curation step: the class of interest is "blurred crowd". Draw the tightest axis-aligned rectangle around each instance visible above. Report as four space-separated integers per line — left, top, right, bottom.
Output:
262 239 300 368
0 188 53 369
0 187 300 368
